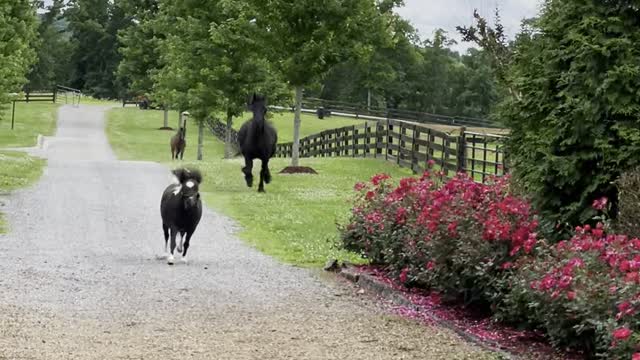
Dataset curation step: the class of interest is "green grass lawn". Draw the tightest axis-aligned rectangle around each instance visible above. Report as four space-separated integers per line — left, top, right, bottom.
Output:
0 151 47 233
0 102 60 147
107 107 412 267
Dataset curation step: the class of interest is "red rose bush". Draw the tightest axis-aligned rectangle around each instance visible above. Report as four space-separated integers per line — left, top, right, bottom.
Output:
340 167 640 359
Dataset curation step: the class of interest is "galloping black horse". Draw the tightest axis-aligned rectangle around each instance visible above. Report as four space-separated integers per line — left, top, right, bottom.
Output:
237 94 278 192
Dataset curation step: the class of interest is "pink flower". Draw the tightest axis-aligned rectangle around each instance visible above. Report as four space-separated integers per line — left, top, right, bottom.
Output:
613 327 632 340
501 262 513 270
427 159 436 168
354 182 366 191
566 291 576 301
632 352 640 360
426 261 435 270
592 196 608 210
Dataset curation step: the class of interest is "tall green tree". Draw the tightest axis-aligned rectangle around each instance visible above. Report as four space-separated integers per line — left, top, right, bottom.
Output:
0 0 38 115
153 0 286 159
494 1 640 232
116 0 159 98
27 0 74 90
252 0 389 167
66 0 129 98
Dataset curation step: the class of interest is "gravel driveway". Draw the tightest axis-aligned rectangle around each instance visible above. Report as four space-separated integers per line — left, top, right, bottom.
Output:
0 105 495 359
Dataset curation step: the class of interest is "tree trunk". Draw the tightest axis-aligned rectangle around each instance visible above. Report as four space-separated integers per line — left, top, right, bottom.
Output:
367 89 371 111
163 107 169 128
178 110 183 129
224 112 233 159
197 120 204 161
291 85 303 167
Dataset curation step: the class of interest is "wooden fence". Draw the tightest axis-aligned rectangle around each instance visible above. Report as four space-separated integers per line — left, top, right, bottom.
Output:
207 117 508 182
300 97 502 129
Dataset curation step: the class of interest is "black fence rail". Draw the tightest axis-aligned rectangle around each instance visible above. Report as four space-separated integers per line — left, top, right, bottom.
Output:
206 117 241 153
298 97 502 129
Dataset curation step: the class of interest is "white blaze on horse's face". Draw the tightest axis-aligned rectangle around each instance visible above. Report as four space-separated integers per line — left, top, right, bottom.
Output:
186 180 195 188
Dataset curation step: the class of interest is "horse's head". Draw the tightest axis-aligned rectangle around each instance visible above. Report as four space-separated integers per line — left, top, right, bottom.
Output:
248 93 267 121
172 168 202 209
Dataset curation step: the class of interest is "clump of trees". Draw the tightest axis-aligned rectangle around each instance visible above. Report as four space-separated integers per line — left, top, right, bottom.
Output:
0 1 39 119
459 2 640 236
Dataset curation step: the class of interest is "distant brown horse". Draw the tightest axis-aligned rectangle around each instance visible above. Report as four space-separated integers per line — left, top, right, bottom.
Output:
171 127 186 160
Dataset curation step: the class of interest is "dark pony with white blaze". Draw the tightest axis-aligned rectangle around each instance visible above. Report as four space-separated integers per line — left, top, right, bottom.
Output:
237 94 278 192
160 168 202 265
171 127 186 160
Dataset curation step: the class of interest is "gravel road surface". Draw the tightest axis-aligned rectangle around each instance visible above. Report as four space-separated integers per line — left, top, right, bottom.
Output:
0 105 495 359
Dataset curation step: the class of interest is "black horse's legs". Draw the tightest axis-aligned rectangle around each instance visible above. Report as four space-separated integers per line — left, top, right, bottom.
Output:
262 158 272 184
162 224 169 257
258 168 265 193
167 227 178 265
181 232 194 263
242 156 254 187
177 231 185 253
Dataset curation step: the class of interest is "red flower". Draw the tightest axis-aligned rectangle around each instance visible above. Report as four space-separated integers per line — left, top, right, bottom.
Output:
354 182 366 191
566 291 576 301
371 173 390 186
365 191 375 200
399 268 409 283
632 352 640 360
427 159 436 168
501 262 513 270
613 327 632 340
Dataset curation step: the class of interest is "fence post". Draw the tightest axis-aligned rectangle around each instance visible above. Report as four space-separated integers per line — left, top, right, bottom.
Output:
352 125 357 157
53 87 57 103
457 126 467 174
11 101 16 130
26 91 30 103
386 119 391 160
411 125 418 173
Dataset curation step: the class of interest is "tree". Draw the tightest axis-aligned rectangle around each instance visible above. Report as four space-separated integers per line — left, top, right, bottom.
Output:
65 0 129 98
0 0 38 115
252 0 389 167
153 0 286 160
493 1 640 234
116 0 168 125
27 0 74 90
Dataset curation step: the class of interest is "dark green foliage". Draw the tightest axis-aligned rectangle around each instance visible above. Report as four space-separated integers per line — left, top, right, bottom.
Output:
65 0 130 98
116 0 160 98
496 1 640 234
0 0 38 111
27 0 74 91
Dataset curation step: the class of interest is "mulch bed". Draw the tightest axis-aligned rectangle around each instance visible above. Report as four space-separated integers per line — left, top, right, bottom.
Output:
279 166 318 174
337 264 584 360
158 127 174 131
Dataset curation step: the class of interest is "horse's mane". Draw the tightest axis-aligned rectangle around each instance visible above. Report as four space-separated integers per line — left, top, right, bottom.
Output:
172 168 203 184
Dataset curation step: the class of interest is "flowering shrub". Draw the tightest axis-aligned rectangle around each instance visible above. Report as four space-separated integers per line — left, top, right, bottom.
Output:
340 167 539 307
503 220 640 358
341 169 640 358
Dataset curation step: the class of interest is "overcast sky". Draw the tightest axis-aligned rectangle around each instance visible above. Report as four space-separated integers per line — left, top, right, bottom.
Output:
396 0 542 53
42 0 542 53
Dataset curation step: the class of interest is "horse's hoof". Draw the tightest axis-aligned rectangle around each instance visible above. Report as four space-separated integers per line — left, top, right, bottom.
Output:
167 255 175 265
258 188 265 193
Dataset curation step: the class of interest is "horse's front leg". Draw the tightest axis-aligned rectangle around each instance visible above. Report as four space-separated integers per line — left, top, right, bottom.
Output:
242 156 253 188
262 158 272 184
